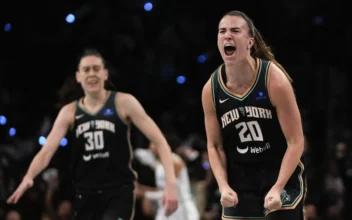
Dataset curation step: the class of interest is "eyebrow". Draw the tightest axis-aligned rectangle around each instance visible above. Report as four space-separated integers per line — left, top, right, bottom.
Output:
218 27 241 31
82 64 101 68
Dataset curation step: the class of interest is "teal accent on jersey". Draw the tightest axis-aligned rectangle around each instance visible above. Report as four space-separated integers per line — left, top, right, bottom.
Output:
217 59 262 101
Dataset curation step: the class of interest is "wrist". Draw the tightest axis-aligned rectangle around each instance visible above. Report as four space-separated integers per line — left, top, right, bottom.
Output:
218 182 229 193
24 174 33 181
273 182 285 192
166 178 177 187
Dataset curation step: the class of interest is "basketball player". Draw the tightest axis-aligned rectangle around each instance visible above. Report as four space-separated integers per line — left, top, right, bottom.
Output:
202 11 306 220
136 141 200 220
7 49 178 220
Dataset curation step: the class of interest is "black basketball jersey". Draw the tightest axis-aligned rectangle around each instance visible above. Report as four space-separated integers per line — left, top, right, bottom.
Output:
211 58 287 165
70 91 137 189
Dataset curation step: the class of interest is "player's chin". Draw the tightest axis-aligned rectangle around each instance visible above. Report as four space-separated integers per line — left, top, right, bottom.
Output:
84 85 103 93
222 55 236 65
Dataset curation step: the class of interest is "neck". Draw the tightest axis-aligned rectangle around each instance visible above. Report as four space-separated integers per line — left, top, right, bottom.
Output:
83 89 108 107
225 56 257 85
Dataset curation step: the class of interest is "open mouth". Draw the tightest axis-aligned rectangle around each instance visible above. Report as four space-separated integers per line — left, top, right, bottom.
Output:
224 45 236 56
87 78 98 86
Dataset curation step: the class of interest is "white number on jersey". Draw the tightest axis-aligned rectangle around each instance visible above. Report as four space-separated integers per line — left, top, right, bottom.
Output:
83 131 104 151
235 121 263 143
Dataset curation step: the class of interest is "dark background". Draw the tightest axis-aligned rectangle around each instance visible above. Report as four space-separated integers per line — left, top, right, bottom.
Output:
0 0 351 219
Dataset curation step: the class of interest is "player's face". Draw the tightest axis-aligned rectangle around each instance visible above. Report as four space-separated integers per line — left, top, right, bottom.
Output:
76 56 108 93
217 15 254 65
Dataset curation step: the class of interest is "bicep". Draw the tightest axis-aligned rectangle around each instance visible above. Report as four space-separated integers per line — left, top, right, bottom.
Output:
269 66 304 144
202 82 223 150
124 95 165 144
40 105 74 157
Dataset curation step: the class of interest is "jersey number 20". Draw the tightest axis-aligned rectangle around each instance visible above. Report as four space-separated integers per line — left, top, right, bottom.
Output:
235 121 263 143
84 131 104 151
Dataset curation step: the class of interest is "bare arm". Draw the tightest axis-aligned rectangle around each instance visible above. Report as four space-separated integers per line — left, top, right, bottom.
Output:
202 79 228 192
25 103 75 180
7 103 75 204
268 64 305 191
120 93 177 186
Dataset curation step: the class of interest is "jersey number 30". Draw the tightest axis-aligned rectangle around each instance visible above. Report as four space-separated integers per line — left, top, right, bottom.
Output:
235 121 263 143
84 131 104 151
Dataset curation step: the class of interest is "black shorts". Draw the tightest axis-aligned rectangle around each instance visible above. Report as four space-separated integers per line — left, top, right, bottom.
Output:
74 184 135 220
223 160 306 220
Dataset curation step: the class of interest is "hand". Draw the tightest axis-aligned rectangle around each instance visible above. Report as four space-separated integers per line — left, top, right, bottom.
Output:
134 182 145 199
162 182 178 217
264 186 282 211
220 185 238 207
7 176 34 204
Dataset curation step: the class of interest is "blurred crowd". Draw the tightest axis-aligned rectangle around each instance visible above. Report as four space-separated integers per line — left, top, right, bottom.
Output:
0 127 352 220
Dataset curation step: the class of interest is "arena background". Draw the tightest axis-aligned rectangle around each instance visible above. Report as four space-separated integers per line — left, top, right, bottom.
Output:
0 0 351 219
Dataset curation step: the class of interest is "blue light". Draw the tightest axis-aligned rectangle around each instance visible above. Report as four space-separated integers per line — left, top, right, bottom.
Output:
0 115 7 125
4 23 12 32
39 136 46 145
176 76 186 84
313 16 324 25
9 128 16 136
66 14 75 23
60 138 68 147
197 54 207 63
202 161 210 170
144 2 153 11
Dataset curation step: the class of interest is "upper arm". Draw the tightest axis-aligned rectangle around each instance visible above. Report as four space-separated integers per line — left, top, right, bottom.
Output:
119 93 166 145
39 103 75 158
267 64 304 145
202 79 223 149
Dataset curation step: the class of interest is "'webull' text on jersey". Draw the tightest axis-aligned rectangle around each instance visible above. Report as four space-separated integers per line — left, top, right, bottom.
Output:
211 59 287 164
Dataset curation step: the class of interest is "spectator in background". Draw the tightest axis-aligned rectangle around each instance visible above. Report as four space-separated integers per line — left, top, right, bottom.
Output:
5 210 21 220
175 134 213 215
136 133 200 220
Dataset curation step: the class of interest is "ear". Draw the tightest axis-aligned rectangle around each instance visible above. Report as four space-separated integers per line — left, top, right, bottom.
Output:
76 71 81 83
104 69 108 81
248 37 255 50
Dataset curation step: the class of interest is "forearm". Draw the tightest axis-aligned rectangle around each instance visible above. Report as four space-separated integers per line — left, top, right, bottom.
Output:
25 152 51 180
156 143 177 185
274 141 304 190
208 145 228 192
145 190 164 201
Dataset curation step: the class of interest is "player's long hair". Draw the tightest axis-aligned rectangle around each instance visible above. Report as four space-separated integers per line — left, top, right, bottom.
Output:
57 49 116 108
222 10 293 83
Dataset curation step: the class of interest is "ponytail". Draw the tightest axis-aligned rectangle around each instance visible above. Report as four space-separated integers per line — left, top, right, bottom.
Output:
56 76 84 109
252 27 293 83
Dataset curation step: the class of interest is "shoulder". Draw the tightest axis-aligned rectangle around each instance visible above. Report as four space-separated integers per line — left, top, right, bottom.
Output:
267 63 294 106
202 65 222 98
115 92 137 103
56 101 76 125
60 101 76 115
115 92 140 109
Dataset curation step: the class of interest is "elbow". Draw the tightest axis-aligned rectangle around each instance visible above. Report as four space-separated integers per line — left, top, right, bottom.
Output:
287 136 305 153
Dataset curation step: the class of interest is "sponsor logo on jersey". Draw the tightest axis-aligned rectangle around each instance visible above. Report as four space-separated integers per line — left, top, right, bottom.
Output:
236 142 271 154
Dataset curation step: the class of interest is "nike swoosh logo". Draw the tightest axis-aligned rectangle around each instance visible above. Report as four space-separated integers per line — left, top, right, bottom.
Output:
219 98 229 104
76 114 84 119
